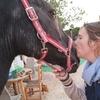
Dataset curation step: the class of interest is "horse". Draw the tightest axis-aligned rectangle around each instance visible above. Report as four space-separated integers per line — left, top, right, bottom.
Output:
0 0 80 95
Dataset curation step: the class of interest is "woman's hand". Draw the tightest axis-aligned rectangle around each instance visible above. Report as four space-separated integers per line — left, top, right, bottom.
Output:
52 65 69 81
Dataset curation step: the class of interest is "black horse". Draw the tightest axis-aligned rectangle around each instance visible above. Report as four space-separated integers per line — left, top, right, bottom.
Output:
0 0 79 94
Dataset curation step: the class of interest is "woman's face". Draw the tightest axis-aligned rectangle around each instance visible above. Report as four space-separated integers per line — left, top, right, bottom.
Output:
75 27 94 60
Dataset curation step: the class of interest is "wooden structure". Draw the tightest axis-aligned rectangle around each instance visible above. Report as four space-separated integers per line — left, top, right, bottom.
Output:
7 65 48 100
24 64 48 100
7 68 32 100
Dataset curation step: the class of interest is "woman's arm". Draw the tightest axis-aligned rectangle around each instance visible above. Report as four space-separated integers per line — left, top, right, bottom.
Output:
52 65 87 100
62 76 87 100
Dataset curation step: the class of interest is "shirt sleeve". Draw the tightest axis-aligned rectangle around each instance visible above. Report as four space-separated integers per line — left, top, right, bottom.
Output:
62 77 87 100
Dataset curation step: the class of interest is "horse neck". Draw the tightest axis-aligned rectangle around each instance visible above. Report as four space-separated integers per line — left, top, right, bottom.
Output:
0 53 14 95
0 47 14 77
0 40 15 80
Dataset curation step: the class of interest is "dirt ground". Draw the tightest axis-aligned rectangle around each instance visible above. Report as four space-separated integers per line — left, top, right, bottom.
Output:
41 62 86 100
42 72 71 100
1 62 86 100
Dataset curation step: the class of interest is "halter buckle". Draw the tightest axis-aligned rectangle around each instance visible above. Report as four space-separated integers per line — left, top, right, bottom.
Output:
25 7 38 21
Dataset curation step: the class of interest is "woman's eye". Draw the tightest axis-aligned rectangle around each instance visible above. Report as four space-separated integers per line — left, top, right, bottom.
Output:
79 37 82 39
77 35 82 39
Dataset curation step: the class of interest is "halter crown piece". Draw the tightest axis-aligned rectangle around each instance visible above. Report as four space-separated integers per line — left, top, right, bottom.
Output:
21 0 73 72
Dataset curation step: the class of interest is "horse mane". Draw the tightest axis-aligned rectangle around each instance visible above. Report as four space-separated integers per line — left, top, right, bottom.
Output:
30 0 52 10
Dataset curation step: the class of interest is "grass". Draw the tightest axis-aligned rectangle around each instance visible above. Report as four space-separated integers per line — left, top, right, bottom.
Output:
42 64 53 72
80 59 85 65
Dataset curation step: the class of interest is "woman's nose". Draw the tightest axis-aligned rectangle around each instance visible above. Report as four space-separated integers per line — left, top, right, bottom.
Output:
73 41 77 48
73 40 78 48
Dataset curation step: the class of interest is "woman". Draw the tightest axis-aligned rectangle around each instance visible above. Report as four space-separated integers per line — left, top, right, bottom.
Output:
53 21 100 100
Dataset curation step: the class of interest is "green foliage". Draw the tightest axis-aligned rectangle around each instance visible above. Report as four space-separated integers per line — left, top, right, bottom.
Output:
46 0 85 29
65 27 79 40
70 27 80 40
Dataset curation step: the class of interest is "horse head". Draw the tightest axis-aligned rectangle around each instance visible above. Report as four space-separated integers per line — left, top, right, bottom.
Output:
0 0 80 94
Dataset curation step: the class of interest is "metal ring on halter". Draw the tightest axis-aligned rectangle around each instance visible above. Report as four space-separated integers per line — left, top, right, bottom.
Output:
67 50 70 56
25 7 38 21
41 41 46 48
41 40 48 53
37 32 48 44
41 47 48 53
37 33 42 40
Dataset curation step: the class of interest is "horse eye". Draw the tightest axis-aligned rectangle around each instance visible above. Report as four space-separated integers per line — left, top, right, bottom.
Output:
49 9 56 17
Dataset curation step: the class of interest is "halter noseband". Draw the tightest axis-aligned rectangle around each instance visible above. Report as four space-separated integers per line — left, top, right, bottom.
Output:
21 0 74 72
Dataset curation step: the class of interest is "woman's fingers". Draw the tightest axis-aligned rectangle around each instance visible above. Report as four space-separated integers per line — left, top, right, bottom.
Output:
55 70 68 80
53 65 63 71
58 72 69 81
51 65 69 81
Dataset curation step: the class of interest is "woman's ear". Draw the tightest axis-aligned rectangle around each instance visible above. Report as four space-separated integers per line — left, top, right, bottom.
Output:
89 40 97 50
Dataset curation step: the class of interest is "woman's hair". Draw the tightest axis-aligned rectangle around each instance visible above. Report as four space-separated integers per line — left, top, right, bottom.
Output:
83 21 100 56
